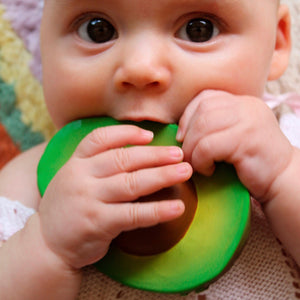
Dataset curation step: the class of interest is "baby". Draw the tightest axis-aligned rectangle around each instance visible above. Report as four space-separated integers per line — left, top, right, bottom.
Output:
1 0 299 299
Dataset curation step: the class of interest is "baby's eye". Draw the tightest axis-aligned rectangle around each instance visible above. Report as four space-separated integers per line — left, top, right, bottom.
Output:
78 18 117 43
176 18 219 43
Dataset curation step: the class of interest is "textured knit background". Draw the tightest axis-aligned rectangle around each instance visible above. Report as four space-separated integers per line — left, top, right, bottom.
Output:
0 0 55 169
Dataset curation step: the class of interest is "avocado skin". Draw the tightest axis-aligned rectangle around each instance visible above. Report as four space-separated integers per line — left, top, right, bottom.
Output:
37 117 250 294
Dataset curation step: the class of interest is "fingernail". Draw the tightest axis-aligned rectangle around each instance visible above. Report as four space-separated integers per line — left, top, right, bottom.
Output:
170 201 185 213
176 128 183 141
142 130 154 139
176 163 190 174
169 147 183 158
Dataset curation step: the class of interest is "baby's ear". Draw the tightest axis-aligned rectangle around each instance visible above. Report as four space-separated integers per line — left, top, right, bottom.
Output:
268 5 291 81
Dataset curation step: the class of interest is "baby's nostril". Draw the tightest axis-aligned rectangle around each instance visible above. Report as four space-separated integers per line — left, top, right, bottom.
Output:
122 82 133 87
151 81 160 87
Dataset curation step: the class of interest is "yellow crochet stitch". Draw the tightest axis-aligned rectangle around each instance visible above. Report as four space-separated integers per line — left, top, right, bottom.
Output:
0 4 56 140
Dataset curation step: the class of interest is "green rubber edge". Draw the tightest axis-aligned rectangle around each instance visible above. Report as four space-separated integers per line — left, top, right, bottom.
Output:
37 117 250 294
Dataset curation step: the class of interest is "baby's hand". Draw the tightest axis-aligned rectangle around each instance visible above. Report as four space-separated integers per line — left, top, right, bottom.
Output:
177 90 293 202
38 125 192 269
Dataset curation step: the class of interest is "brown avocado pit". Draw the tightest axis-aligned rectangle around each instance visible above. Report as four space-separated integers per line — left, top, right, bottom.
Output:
114 180 198 256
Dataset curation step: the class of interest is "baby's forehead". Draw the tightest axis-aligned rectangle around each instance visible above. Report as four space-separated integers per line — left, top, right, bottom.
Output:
44 0 278 14
45 0 278 8
45 0 240 9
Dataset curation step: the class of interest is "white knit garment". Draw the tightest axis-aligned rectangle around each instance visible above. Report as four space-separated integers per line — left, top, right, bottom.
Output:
0 196 35 242
280 112 300 149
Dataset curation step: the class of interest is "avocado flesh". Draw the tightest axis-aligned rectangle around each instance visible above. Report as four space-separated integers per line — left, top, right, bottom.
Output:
37 117 250 294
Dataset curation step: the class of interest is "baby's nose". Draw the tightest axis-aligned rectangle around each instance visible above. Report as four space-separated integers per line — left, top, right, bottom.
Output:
113 38 172 92
114 65 171 91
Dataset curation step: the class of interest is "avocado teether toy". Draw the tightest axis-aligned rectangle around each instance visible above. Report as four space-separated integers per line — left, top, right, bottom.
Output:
37 117 250 294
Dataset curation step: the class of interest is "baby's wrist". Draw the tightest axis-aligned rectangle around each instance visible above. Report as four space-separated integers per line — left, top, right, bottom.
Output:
263 147 300 205
262 148 300 265
1 213 82 299
24 214 82 281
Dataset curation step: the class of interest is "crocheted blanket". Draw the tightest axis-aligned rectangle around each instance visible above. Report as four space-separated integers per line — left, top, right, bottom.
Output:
0 0 55 169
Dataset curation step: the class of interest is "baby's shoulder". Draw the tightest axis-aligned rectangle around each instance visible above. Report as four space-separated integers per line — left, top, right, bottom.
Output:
0 143 47 209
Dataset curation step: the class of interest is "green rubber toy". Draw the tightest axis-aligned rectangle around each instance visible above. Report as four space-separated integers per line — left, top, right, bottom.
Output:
37 117 250 294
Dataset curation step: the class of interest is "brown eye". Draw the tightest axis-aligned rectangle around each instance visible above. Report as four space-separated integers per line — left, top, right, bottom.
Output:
176 18 219 43
78 18 117 43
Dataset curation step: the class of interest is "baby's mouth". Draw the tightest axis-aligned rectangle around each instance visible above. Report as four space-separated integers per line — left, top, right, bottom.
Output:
113 115 172 124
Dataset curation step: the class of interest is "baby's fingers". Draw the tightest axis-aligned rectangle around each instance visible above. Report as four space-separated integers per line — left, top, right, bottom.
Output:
90 146 184 178
100 162 193 202
75 125 154 158
108 199 185 236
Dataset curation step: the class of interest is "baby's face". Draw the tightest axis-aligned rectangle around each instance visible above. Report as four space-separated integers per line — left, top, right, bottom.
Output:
41 0 282 128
